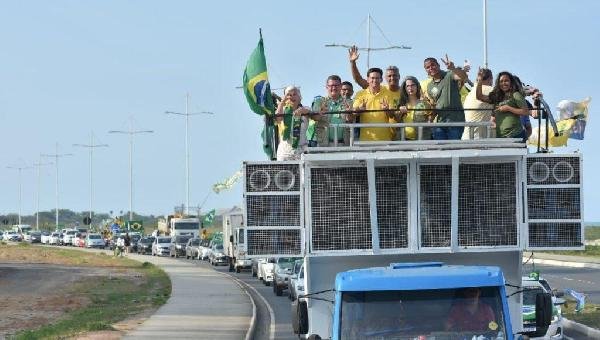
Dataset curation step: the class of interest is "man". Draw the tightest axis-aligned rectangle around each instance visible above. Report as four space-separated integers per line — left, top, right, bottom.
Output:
461 68 494 140
352 68 397 141
348 46 401 103
423 55 468 140
310 75 353 146
341 81 354 99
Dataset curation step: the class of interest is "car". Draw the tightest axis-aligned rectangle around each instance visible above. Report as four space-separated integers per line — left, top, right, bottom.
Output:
208 243 228 266
185 237 201 259
62 229 77 246
169 235 193 258
48 232 61 245
3 230 22 242
288 259 303 301
72 232 86 247
40 231 52 244
85 233 105 248
28 231 42 243
258 258 276 286
273 257 300 296
129 233 142 253
137 236 155 254
289 262 305 301
522 275 564 339
152 236 172 256
251 258 265 277
197 239 211 260
22 231 32 242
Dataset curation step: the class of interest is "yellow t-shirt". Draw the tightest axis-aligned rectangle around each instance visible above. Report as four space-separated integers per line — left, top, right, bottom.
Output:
353 86 397 141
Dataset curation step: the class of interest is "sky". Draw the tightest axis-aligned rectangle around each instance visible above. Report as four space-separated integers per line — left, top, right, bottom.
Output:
0 0 598 221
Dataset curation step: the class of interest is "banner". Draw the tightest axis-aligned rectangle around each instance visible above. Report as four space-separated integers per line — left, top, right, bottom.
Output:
213 170 242 194
202 209 216 225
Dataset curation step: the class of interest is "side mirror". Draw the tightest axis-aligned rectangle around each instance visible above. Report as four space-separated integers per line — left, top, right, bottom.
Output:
536 292 552 330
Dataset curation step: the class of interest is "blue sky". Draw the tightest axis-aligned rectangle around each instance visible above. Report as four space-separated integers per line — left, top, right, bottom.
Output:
1 1 598 220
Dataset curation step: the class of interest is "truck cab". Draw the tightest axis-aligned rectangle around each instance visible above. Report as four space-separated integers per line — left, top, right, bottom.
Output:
223 208 251 273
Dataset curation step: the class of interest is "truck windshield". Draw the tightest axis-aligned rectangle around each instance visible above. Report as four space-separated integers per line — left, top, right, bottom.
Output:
173 222 198 230
340 287 506 340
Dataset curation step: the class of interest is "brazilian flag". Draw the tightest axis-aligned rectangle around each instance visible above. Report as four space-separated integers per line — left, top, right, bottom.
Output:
243 31 274 116
202 209 216 226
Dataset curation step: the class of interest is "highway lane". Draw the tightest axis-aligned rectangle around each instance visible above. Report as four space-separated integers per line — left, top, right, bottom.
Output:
522 262 600 304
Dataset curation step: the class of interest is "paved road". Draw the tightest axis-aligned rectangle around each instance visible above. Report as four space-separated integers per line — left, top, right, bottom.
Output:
522 263 600 304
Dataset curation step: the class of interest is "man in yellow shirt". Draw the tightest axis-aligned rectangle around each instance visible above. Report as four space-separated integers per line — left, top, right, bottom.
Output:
352 68 397 141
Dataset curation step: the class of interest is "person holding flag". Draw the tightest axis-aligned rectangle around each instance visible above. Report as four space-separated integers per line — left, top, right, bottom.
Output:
275 86 310 160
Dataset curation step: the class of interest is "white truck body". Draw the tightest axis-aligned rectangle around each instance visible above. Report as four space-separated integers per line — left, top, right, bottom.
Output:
222 208 251 272
242 134 584 338
158 215 200 237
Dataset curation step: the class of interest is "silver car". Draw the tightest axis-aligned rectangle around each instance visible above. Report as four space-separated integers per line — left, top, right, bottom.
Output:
152 237 172 256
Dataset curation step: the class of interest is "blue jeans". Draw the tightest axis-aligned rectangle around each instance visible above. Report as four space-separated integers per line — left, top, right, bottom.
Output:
433 127 464 140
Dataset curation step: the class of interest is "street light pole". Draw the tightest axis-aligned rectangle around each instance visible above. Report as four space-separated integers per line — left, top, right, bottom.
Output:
109 118 153 221
33 156 53 230
74 131 108 225
6 165 33 226
165 92 214 216
42 143 72 230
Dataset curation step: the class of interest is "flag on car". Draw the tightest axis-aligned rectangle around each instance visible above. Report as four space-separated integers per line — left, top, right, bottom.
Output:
243 30 274 116
213 170 242 193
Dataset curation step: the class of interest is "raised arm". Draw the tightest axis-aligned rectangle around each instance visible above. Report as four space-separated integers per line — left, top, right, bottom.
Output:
349 46 368 89
475 69 491 103
441 54 467 83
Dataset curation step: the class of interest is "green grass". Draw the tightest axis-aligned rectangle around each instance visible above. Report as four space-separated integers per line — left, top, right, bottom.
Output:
545 245 600 257
11 261 171 340
586 226 600 241
562 299 600 330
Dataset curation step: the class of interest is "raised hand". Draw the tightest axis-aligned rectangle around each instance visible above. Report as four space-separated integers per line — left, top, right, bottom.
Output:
440 54 455 70
349 45 360 62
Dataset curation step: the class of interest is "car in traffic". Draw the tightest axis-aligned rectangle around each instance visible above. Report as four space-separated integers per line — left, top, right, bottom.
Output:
62 229 77 246
522 275 564 339
28 231 42 243
85 233 105 248
289 262 305 301
170 235 193 258
209 243 228 266
152 236 172 257
48 232 61 245
273 257 300 296
40 231 52 244
251 258 265 277
3 230 22 242
185 237 201 259
287 259 303 301
258 258 276 286
137 236 155 255
197 239 211 260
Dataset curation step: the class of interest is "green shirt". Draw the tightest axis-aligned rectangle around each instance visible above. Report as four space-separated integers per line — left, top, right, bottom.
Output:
494 92 527 138
426 70 465 122
311 96 353 145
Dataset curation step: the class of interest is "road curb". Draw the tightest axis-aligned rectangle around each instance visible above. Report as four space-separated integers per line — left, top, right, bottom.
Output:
215 270 257 340
522 257 600 269
563 318 600 338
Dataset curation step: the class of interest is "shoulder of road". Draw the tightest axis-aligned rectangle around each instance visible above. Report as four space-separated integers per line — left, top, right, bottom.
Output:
524 252 600 269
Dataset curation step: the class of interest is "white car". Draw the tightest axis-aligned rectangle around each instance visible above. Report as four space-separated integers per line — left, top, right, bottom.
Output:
62 229 77 245
40 231 52 244
289 262 305 301
288 260 304 301
522 275 564 339
85 233 105 248
198 239 212 260
258 258 275 286
152 236 172 256
48 232 61 245
3 230 21 242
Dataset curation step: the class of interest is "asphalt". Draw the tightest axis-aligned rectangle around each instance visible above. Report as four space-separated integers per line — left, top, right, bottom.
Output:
121 253 254 340
68 247 599 339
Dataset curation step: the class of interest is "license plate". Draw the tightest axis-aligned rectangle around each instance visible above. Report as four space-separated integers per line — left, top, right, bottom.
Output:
523 326 536 332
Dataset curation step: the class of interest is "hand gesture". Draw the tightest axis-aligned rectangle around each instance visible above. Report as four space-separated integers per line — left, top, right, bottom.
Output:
440 54 455 70
349 45 360 63
398 106 408 115
496 105 511 113
476 67 487 83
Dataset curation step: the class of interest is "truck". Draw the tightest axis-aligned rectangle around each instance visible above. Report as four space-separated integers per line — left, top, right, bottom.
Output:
222 207 252 273
157 214 200 237
241 120 584 339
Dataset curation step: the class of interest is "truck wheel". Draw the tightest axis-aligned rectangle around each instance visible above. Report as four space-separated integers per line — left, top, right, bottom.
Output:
236 266 241 273
265 281 270 286
252 268 257 277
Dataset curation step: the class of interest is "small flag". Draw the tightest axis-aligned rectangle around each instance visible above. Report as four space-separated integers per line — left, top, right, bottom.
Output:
202 209 216 225
243 30 274 116
213 170 242 193
557 97 591 140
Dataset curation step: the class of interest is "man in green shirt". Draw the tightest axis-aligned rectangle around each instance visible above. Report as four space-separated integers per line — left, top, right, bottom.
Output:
310 75 353 146
423 55 468 140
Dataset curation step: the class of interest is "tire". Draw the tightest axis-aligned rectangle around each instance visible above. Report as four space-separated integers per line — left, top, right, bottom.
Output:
236 266 241 273
252 268 257 277
275 284 282 296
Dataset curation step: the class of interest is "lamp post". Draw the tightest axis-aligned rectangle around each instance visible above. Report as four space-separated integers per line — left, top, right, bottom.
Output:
42 143 72 229
6 164 33 226
109 118 153 221
33 156 53 230
165 93 214 216
74 131 108 226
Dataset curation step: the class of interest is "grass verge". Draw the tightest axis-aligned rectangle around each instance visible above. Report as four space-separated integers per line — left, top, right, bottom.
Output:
562 299 600 330
544 245 600 258
2 244 171 339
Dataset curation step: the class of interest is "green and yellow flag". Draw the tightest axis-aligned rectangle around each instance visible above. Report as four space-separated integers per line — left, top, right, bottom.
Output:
202 209 216 226
243 31 274 116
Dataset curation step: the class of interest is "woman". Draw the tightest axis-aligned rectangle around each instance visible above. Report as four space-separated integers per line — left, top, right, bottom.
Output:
275 86 310 161
396 76 432 140
476 70 529 139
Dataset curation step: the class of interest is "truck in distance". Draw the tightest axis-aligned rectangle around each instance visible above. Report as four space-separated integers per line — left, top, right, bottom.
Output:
157 213 200 237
